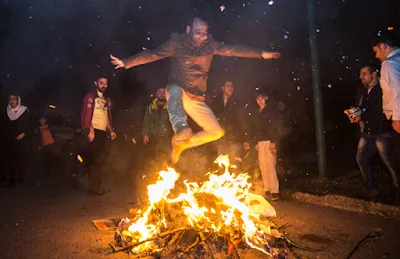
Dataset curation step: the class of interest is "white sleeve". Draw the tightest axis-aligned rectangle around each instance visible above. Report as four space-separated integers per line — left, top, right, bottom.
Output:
386 61 400 120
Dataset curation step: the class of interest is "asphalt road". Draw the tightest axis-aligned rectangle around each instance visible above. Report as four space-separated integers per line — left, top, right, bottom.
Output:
1 172 400 259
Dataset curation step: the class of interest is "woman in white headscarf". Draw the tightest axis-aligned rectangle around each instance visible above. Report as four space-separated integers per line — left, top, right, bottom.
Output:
3 94 31 186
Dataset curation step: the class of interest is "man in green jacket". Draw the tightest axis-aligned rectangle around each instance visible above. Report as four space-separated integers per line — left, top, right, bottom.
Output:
142 88 172 157
111 16 280 163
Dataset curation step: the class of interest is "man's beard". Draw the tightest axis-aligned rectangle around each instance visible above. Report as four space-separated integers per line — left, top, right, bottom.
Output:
361 80 368 86
97 87 107 93
157 97 166 102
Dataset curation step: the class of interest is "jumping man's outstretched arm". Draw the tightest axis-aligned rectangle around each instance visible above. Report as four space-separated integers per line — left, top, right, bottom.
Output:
110 34 176 69
212 38 280 60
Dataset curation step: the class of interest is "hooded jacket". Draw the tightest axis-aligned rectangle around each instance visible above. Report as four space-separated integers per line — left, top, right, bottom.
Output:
81 90 112 136
122 33 263 101
142 98 172 138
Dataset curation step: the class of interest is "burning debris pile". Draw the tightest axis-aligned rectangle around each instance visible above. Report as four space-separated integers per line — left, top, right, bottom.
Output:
106 155 309 258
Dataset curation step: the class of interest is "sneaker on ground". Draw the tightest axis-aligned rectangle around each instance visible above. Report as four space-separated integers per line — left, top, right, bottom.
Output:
270 193 280 201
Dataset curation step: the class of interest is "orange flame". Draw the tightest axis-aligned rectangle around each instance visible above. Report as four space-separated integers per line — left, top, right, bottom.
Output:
123 155 276 255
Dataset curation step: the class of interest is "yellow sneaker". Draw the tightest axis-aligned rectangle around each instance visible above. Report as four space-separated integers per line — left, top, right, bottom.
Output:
171 136 189 164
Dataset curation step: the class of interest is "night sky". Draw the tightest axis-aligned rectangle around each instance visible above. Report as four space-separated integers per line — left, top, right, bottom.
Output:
0 0 399 132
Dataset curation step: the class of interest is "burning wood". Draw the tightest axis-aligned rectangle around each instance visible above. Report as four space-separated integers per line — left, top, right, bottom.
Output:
105 155 312 258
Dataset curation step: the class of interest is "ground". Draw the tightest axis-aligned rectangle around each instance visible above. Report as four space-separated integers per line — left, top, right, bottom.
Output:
1 165 400 259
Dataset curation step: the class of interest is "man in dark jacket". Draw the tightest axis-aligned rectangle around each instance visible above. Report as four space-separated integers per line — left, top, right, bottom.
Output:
142 87 173 157
345 64 398 199
247 91 280 201
111 16 280 164
81 76 117 195
211 80 247 166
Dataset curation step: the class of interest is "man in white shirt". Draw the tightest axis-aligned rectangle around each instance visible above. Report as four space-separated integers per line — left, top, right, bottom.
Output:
81 76 117 195
373 30 400 200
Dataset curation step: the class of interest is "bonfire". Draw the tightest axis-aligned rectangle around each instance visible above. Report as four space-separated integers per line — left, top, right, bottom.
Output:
106 155 310 258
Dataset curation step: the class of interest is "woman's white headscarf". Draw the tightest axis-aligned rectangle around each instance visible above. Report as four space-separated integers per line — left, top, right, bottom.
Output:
7 95 27 121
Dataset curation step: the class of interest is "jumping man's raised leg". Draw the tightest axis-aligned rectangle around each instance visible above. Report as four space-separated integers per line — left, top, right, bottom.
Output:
166 85 193 141
170 90 224 163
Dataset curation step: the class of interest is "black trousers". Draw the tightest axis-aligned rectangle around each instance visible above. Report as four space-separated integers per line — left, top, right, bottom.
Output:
40 143 59 174
8 140 28 182
85 130 107 191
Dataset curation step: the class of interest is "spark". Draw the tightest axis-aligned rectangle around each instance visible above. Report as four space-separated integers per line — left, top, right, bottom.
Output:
77 155 84 163
220 5 225 11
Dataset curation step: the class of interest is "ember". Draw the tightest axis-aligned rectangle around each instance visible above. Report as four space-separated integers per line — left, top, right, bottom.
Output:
106 155 307 258
77 154 84 163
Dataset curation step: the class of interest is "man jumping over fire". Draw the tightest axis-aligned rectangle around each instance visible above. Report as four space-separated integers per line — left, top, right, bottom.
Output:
110 16 280 163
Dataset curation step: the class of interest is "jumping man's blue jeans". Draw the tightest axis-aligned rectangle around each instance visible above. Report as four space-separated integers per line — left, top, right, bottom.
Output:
166 84 224 149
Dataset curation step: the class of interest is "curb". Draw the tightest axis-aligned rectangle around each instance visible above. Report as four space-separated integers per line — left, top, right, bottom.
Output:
291 192 400 220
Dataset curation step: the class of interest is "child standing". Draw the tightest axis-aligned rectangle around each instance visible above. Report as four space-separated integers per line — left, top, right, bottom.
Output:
37 116 57 174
